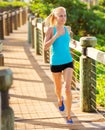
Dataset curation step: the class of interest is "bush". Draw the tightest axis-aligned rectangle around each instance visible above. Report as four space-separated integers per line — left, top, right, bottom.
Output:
99 0 105 6
0 1 28 12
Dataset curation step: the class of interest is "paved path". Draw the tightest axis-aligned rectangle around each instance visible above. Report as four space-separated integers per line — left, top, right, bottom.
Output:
2 23 105 130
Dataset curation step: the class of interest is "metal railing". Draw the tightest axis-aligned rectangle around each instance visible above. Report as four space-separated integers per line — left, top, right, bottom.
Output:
71 40 105 118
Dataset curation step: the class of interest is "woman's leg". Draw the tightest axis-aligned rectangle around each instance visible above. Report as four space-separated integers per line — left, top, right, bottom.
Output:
63 68 73 119
52 72 62 103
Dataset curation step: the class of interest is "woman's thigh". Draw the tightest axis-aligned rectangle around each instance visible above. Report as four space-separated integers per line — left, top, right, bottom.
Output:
63 68 73 87
52 72 62 89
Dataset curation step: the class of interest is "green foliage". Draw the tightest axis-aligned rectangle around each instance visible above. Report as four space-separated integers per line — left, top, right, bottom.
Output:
10 1 28 8
90 5 105 35
42 0 58 4
99 0 105 6
29 0 54 18
0 2 9 7
68 6 105 36
0 1 28 12
96 71 105 107
95 34 105 51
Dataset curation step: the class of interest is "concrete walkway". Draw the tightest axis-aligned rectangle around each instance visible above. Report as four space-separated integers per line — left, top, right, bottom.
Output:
2 23 105 130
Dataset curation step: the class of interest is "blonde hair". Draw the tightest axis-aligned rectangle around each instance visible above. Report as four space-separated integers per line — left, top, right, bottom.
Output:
44 6 66 26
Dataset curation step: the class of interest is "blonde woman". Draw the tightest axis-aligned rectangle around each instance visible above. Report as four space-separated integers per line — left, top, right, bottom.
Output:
43 6 76 124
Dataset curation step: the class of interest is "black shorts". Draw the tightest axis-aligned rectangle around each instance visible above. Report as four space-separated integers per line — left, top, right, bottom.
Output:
50 62 74 73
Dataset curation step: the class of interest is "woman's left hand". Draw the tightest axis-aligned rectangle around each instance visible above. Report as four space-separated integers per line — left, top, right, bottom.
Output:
73 40 77 48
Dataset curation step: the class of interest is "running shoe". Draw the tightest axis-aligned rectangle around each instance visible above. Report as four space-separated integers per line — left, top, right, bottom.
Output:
58 99 65 111
66 118 73 124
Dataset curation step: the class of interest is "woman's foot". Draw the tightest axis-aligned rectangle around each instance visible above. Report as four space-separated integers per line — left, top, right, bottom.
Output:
58 98 65 111
66 116 73 124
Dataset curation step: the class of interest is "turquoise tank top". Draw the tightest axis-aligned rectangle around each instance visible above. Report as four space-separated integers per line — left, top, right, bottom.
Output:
50 26 73 65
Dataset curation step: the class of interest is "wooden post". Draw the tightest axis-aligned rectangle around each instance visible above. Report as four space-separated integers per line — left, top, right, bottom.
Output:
34 18 42 55
0 54 4 66
31 17 35 48
70 31 76 89
0 67 14 130
0 41 3 52
34 18 37 53
80 36 97 112
42 23 49 63
19 7 23 26
25 7 29 23
14 11 18 30
17 10 20 28
28 14 35 44
12 11 15 30
9 11 13 33
43 26 50 63
0 41 4 66
0 14 4 40
5 12 9 36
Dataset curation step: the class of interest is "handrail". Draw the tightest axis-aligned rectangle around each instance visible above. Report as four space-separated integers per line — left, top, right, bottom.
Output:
70 40 105 64
87 48 105 64
70 41 82 52
37 22 43 29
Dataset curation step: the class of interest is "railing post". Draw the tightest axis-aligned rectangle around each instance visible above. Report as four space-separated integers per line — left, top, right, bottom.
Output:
0 14 4 40
17 9 20 28
14 11 18 30
0 41 4 66
9 11 13 33
5 12 9 36
0 53 4 66
34 18 42 55
31 17 35 48
70 31 76 89
28 14 35 44
24 7 29 24
0 41 3 53
43 24 49 63
80 36 97 112
19 8 23 27
0 67 14 130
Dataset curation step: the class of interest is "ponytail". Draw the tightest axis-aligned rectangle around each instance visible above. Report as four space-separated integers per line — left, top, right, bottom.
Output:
43 7 66 27
44 11 56 26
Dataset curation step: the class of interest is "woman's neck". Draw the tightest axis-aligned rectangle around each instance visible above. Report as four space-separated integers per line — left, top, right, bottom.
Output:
55 24 64 29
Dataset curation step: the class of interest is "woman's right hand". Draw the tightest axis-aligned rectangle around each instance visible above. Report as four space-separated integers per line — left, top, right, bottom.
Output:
55 28 65 38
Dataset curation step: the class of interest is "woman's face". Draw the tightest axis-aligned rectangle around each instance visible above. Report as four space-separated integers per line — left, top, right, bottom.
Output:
54 9 67 25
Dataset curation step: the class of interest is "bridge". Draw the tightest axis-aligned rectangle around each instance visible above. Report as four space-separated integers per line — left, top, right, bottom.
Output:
0 10 105 130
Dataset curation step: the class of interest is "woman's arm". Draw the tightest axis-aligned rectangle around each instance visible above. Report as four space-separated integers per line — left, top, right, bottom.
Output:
44 27 59 51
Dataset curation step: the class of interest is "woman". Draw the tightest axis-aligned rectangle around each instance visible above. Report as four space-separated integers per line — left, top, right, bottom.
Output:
43 6 76 124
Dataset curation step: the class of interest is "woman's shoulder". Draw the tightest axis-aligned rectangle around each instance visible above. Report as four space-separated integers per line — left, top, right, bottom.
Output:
45 26 54 36
46 26 54 32
45 26 54 33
